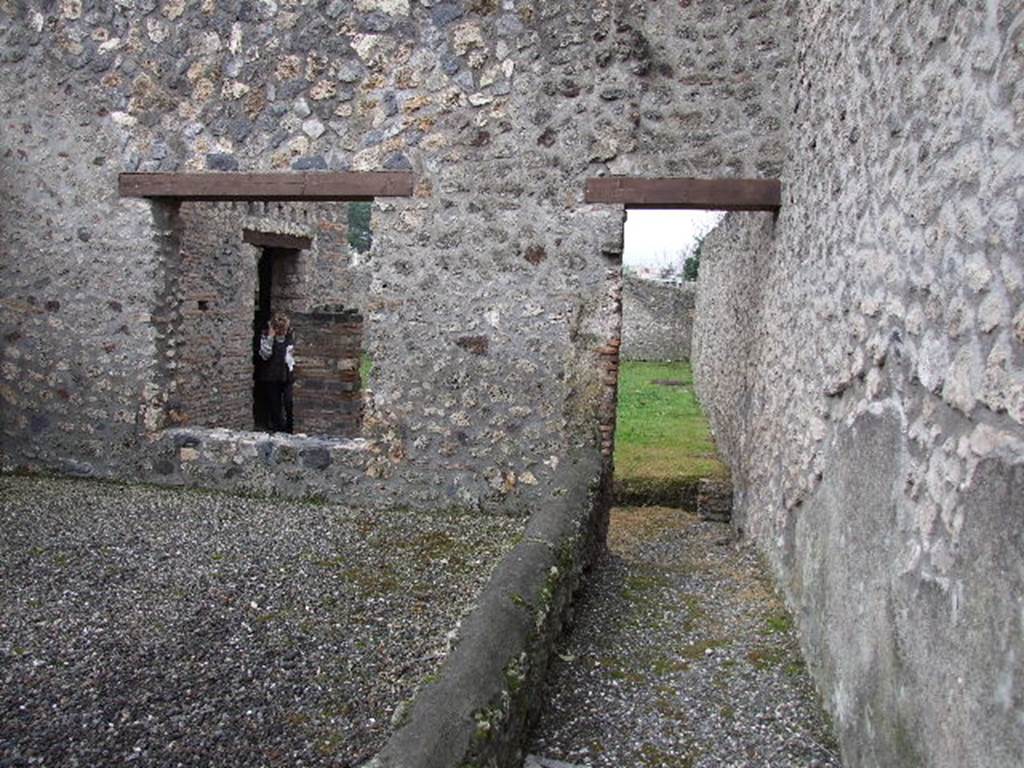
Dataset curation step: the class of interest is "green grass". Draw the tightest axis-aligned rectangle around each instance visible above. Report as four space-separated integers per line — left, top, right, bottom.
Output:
359 352 374 385
763 612 794 634
614 361 728 504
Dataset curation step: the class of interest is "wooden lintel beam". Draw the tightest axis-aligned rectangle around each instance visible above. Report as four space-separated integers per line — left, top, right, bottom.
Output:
585 177 781 211
242 229 313 251
119 171 414 201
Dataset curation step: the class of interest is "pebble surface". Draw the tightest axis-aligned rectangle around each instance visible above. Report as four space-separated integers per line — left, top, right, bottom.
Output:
526 506 843 768
0 476 523 767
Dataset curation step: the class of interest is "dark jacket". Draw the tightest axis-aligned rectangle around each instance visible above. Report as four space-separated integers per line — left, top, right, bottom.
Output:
257 331 294 382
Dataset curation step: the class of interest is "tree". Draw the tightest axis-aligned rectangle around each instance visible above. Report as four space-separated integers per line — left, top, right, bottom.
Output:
348 202 373 253
683 231 707 281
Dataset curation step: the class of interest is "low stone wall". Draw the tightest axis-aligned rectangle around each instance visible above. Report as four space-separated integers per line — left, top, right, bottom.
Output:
695 477 732 523
146 427 381 501
620 277 697 362
137 418 614 519
612 474 700 510
365 452 609 768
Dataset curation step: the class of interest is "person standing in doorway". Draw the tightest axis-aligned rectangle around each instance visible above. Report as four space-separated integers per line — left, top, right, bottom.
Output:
258 313 295 433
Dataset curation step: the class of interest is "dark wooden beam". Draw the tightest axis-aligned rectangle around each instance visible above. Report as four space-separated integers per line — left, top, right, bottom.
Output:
242 229 313 251
584 177 781 211
119 171 414 201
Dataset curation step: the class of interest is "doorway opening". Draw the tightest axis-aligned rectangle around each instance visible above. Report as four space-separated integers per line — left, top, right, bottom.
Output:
613 208 730 513
121 171 413 447
252 246 297 431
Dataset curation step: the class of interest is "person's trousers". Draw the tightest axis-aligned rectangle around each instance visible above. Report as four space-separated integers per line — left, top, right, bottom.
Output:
264 380 293 433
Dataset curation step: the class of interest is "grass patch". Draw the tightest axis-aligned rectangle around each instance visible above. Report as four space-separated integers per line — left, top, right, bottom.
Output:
313 553 346 570
359 352 374 385
785 658 807 677
624 570 670 596
614 361 728 504
680 594 705 632
650 655 691 676
746 646 787 670
763 612 793 634
598 654 645 683
396 529 472 572
678 638 729 660
343 565 401 595
639 742 696 767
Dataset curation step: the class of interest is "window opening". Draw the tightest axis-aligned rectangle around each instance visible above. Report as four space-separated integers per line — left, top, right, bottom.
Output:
348 201 373 254
166 201 368 439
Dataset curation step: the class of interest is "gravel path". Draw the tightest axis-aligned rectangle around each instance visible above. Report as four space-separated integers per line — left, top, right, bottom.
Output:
0 476 523 767
526 506 843 768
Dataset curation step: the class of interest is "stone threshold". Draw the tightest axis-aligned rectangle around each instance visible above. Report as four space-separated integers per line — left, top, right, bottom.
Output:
140 426 395 508
161 425 375 455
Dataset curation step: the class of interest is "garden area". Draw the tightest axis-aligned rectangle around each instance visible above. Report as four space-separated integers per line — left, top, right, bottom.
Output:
613 361 729 507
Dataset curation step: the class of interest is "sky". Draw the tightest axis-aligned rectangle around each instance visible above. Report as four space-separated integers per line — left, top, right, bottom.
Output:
622 209 725 271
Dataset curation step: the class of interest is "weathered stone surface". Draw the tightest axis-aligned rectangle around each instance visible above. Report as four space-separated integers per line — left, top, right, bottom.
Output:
205 152 239 171
14 3 1022 766
621 277 696 362
1 0 783 658
696 476 732 522
692 4 1024 765
9 0 792 514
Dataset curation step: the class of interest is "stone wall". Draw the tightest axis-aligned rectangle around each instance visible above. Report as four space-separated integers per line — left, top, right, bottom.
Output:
691 212 775 522
693 3 1024 766
291 309 364 438
620 276 696 361
4 1 1022 764
0 0 792 514
0 72 159 477
174 202 254 429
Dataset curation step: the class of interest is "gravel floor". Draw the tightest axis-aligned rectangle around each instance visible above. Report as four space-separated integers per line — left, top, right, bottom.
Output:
526 506 843 768
0 475 523 767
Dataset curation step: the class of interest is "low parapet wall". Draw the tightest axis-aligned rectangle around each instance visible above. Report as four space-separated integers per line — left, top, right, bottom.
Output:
138 426 540 515
620 277 696 362
365 452 609 768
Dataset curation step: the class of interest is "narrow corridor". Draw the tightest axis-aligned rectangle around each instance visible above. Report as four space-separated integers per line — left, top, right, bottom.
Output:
526 506 842 768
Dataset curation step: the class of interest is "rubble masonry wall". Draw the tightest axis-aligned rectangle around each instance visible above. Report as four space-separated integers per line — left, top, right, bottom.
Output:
0 0 791 514
620 276 696 361
693 2 1024 766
